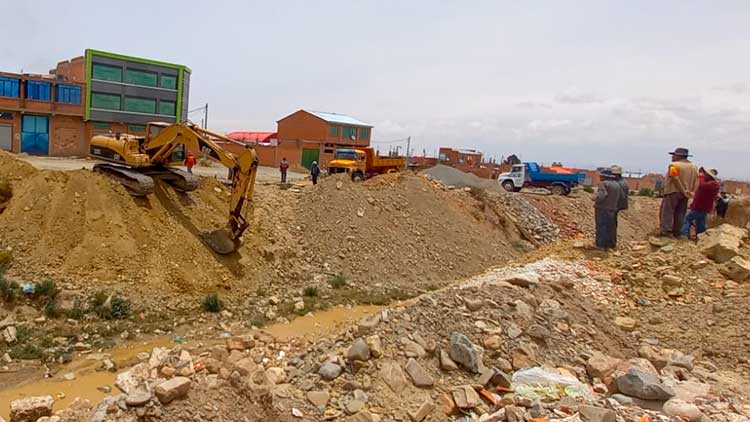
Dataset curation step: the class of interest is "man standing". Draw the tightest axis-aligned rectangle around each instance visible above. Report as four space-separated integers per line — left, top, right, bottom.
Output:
611 165 629 248
185 152 196 174
660 147 698 237
310 161 321 185
716 191 730 219
280 157 289 183
594 169 622 250
682 168 720 238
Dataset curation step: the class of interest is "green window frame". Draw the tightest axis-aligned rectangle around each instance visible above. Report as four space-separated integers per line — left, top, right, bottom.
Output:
359 128 369 140
160 74 177 89
93 122 111 130
92 64 122 82
125 69 158 87
342 127 357 138
123 97 156 114
128 124 146 133
328 126 339 136
91 92 121 110
158 100 176 116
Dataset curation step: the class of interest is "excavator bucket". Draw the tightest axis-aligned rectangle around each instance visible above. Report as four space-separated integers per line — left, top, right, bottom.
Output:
202 228 239 255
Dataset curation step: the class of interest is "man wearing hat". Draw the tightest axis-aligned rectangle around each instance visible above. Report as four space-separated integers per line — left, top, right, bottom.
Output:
594 168 623 250
682 167 720 238
611 165 629 247
660 147 698 237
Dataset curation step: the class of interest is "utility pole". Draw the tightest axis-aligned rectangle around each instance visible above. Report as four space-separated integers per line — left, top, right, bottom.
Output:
406 136 411 159
204 103 209 129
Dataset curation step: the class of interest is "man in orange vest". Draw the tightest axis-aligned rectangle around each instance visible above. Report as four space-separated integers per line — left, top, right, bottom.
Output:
185 152 197 174
660 147 698 237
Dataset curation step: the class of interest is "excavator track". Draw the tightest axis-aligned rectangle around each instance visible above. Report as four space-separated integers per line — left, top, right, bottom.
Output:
154 167 200 192
93 164 155 196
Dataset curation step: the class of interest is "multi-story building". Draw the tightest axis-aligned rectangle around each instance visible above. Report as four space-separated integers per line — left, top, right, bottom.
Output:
438 147 483 167
0 49 190 156
276 110 373 168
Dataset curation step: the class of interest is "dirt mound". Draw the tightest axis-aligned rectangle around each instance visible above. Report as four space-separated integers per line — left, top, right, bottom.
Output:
0 151 36 180
419 164 498 189
294 173 524 293
525 191 661 241
712 196 750 229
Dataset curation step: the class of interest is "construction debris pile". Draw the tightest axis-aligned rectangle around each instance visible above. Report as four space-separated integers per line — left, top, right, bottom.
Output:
16 257 749 421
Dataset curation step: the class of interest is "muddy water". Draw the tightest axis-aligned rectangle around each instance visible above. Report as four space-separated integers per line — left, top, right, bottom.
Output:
0 305 381 418
263 305 382 340
0 339 172 419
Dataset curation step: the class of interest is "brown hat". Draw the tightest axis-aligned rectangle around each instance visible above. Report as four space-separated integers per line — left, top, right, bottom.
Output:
669 147 692 157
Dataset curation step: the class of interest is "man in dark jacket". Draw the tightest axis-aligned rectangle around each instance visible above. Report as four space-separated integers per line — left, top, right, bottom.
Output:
682 167 720 238
716 191 729 219
279 157 289 183
594 169 622 250
610 165 629 248
310 161 321 185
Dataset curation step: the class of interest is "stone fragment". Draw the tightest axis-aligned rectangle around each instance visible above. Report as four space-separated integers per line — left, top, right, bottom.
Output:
318 362 342 380
698 224 747 263
347 338 371 362
483 335 502 350
264 367 286 384
614 316 637 331
366 335 383 358
451 385 481 409
307 391 330 407
379 360 408 393
405 358 434 387
439 349 459 371
663 398 704 421
9 396 53 422
125 390 151 407
449 332 484 373
615 367 674 400
579 405 616 422
464 297 484 312
408 400 435 422
720 256 750 282
346 400 365 415
154 376 192 404
501 273 539 288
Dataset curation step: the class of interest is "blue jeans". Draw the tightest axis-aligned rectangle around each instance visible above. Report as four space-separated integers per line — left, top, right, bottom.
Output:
682 210 707 237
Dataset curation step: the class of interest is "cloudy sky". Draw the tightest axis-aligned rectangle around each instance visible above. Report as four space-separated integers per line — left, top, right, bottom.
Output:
2 1 750 178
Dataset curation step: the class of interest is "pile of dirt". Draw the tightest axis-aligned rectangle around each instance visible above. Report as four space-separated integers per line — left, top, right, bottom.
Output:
419 164 498 189
525 191 661 242
293 173 524 293
712 196 750 229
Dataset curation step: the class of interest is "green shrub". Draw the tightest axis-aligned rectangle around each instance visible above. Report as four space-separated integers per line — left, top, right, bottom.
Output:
33 279 59 299
110 296 131 320
44 302 59 318
638 188 654 197
202 293 223 313
10 343 42 360
303 286 319 297
328 273 347 289
0 276 20 303
0 250 11 271
583 185 594 193
65 300 85 320
91 291 131 320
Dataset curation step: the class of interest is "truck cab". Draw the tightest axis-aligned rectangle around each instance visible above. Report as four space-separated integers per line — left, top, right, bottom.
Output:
327 148 368 181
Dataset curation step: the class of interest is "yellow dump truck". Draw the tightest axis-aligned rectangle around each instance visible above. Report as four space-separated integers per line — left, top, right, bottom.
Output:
327 147 405 181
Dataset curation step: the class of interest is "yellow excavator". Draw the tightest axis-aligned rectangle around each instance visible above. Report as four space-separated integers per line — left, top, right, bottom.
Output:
89 122 258 254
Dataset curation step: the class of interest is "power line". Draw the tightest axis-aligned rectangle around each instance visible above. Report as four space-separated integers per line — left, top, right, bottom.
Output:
370 137 410 145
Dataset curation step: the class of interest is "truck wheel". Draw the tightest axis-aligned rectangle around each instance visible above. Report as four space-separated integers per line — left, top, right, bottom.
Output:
352 172 365 182
501 181 515 192
550 185 565 196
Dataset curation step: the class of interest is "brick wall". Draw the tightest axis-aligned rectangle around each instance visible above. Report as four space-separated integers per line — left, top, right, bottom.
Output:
51 56 86 83
50 116 87 156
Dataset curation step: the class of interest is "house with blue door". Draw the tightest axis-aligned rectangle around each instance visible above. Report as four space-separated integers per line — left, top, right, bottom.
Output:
0 49 190 157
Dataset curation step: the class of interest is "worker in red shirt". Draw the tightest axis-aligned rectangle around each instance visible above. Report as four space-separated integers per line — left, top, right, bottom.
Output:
185 152 197 174
681 167 720 238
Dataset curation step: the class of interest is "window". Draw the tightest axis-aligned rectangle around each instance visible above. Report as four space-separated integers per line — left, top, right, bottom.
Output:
0 112 13 120
160 74 177 89
158 100 176 116
0 77 19 98
324 148 334 154
26 81 51 101
123 97 156 114
125 69 158 87
328 126 339 136
359 128 369 140
93 122 111 130
56 84 81 104
92 64 122 82
128 124 146 133
91 93 121 110
342 127 357 138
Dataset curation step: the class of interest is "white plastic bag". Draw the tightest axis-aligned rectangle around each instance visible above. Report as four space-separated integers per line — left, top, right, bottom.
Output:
511 367 593 400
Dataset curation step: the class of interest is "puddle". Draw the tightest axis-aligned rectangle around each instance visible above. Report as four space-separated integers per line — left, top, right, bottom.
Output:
0 339 172 419
264 305 382 340
0 305 382 417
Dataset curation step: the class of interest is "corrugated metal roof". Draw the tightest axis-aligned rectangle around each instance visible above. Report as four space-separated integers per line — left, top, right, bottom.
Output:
308 110 372 127
226 131 277 143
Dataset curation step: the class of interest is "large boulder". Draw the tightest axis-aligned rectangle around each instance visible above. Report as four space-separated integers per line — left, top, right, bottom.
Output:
154 376 192 404
615 367 674 401
719 256 750 282
698 224 747 263
10 396 53 422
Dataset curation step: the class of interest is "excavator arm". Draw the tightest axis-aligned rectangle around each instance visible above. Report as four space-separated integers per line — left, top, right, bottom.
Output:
143 123 259 254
